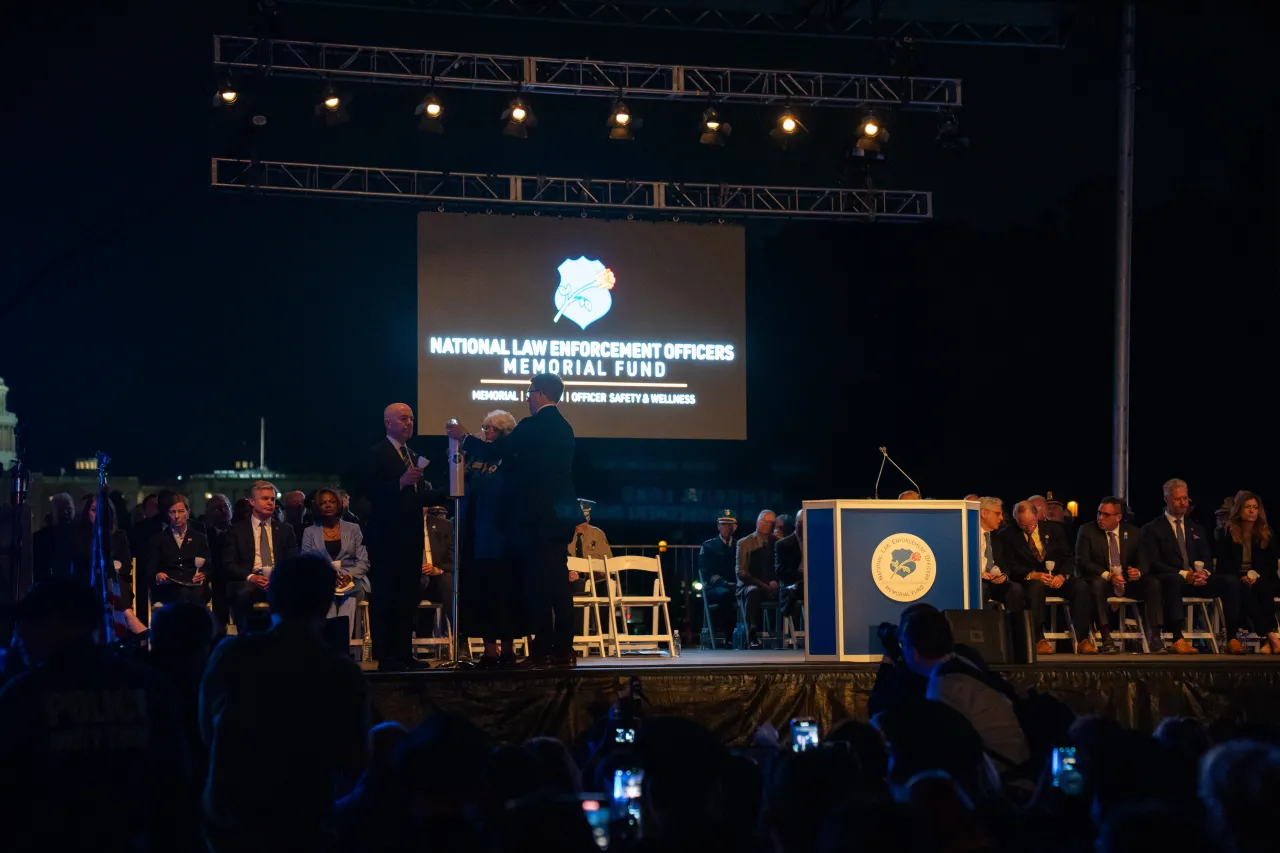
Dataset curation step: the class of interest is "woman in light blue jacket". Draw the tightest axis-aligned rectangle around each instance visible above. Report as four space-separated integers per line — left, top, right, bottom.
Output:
301 487 370 638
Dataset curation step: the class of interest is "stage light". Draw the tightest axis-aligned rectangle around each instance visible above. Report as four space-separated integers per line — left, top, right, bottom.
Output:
854 111 889 158
205 492 213 500
699 107 731 146
606 99 640 140
218 86 238 105
502 96 535 138
416 91 444 133
316 83 351 126
693 581 704 591
769 105 806 148
936 110 969 150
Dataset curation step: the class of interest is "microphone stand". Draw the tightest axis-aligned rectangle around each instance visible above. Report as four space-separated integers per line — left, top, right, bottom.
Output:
8 425 30 606
438 422 472 670
874 446 922 498
91 452 115 643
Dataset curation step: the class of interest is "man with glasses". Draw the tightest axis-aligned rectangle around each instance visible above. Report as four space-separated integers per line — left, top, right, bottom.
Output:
1075 497 1150 653
976 497 1025 614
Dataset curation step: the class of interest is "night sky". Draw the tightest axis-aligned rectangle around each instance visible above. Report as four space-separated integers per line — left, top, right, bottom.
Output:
3 1 1275 543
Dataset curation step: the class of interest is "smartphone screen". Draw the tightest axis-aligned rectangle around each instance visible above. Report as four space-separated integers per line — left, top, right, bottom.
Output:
581 796 609 850
790 718 819 752
611 768 643 838
614 726 636 744
1051 746 1083 794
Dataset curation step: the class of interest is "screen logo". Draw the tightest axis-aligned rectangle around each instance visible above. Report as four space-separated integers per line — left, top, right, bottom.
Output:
870 533 937 602
553 256 616 330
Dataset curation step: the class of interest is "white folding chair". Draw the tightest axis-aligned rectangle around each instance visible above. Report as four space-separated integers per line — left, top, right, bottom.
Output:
569 556 609 658
337 596 372 662
604 555 674 656
466 637 530 658
783 610 806 649
411 600 452 661
1095 597 1149 653
1179 597 1223 654
1044 596 1078 653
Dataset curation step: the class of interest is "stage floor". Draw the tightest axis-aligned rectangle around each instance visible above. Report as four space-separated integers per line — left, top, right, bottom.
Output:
366 649 1280 745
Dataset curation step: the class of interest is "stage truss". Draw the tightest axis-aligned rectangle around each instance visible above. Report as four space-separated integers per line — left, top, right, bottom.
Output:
213 35 962 109
275 0 1069 48
210 158 933 222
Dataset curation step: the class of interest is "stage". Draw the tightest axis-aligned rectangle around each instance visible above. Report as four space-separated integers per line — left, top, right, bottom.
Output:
367 650 1280 745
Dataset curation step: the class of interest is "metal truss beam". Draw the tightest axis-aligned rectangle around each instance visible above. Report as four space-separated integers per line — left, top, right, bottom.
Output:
276 0 1068 48
210 158 933 222
214 36 962 109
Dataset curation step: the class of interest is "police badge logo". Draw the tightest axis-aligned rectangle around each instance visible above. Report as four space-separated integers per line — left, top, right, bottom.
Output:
553 256 616 330
870 533 937 602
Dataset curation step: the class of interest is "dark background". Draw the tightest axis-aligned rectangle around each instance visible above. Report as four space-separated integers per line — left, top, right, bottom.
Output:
3 1 1275 544
417 214 747 440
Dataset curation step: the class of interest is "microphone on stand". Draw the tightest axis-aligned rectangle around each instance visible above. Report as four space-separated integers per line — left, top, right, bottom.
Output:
874 447 922 499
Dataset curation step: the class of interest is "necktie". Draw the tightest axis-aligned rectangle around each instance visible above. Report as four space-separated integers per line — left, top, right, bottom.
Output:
257 520 273 568
422 518 434 569
1027 531 1043 561
1175 519 1189 570
575 532 584 558
1108 531 1121 570
983 531 993 571
400 445 414 469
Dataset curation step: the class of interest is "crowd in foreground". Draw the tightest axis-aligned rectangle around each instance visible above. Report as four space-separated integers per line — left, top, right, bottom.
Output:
1 557 1277 853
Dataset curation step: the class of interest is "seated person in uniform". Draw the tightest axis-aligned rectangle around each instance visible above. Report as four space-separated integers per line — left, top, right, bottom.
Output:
147 494 212 607
568 499 612 595
697 510 739 643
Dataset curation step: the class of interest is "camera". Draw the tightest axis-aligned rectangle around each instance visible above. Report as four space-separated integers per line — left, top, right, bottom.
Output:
878 622 903 663
789 718 819 752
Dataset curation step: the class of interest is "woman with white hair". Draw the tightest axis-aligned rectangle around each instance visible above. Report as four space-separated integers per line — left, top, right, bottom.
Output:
462 409 524 667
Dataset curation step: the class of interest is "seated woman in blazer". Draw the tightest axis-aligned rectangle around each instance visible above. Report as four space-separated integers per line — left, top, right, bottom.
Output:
146 495 212 607
301 487 371 638
1215 490 1280 654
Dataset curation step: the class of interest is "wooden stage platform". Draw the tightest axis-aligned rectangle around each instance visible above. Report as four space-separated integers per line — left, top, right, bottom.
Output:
366 650 1280 745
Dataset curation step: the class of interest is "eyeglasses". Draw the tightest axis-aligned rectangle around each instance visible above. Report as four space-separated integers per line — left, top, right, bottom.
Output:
1097 511 1121 518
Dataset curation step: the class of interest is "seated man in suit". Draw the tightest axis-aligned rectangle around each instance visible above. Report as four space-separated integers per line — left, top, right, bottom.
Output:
147 494 212 607
416 507 454 643
774 509 805 621
1075 496 1157 653
1139 478 1245 655
736 510 778 649
567 498 612 596
998 500 1094 655
698 510 739 643
976 497 1026 614
222 480 299 632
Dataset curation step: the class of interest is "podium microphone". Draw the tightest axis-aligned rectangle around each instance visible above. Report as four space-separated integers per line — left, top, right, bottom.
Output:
874 446 922 499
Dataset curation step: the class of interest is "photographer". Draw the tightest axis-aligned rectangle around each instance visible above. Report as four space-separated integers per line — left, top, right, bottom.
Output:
868 603 987 718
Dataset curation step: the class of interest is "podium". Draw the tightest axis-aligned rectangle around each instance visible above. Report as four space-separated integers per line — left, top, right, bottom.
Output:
802 500 982 661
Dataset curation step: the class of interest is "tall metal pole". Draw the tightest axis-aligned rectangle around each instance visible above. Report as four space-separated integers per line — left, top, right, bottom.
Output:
1113 1 1136 502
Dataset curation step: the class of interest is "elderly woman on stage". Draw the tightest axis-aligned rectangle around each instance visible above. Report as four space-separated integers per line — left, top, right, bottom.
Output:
462 409 524 667
302 486 370 638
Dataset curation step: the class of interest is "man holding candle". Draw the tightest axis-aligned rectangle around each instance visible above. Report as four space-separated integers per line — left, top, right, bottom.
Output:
999 500 1094 655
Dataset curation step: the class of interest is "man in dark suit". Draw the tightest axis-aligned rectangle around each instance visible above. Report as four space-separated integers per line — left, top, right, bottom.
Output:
697 510 739 644
204 494 234 631
976 497 1026 614
998 500 1094 655
774 509 804 621
416 509 455 642
146 495 212 607
130 489 175 625
1073 496 1148 653
447 373 579 667
222 480 299 632
1139 478 1245 655
362 403 448 670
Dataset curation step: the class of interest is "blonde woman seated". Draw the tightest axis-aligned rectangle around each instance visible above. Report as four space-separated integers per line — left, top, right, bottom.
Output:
302 487 371 637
